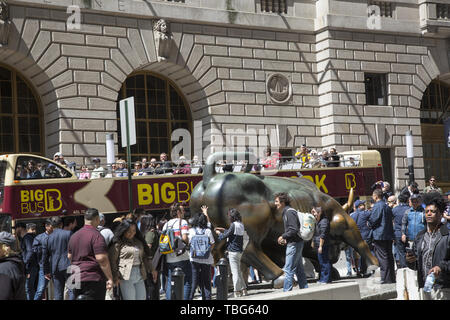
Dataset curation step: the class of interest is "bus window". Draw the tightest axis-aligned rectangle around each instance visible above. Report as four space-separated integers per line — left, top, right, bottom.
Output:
14 156 72 180
0 160 6 206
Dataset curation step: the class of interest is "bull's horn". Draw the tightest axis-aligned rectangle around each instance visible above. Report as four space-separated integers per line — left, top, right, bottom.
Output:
342 188 354 212
203 152 257 189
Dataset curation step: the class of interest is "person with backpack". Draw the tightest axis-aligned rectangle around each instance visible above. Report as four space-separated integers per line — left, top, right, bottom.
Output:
189 206 215 300
161 202 192 300
215 208 247 297
97 213 114 247
275 192 309 291
311 207 332 284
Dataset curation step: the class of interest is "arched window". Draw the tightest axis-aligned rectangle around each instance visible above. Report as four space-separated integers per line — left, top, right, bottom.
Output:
420 80 449 124
0 65 43 154
420 79 450 184
116 73 191 161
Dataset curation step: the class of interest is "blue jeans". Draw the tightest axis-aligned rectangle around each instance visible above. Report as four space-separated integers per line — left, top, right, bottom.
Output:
34 268 49 300
190 262 212 300
25 265 39 300
318 245 331 283
345 247 353 275
120 266 147 300
394 238 407 268
166 260 192 300
283 241 308 291
52 270 68 300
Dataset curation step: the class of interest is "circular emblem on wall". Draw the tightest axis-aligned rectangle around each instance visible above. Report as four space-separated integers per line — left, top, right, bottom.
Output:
266 73 292 104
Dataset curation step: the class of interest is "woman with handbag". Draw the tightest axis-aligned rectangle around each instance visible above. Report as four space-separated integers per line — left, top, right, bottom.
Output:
108 219 157 300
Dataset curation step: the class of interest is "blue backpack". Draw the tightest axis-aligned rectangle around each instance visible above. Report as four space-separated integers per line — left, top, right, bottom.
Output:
190 228 211 259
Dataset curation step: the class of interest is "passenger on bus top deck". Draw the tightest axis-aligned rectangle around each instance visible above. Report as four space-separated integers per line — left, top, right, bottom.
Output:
26 160 42 179
348 157 357 167
141 158 150 174
91 158 105 179
78 165 90 180
295 144 309 162
308 150 321 169
320 149 329 167
327 148 340 167
133 162 144 176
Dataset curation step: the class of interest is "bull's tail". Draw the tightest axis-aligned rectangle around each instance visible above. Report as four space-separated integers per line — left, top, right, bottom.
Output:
202 151 256 189
342 188 355 212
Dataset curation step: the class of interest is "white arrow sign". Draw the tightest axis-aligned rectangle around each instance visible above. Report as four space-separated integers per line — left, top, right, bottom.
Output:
119 97 136 148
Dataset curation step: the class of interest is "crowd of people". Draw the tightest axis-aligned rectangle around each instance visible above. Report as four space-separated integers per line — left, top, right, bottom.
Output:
345 177 450 300
75 152 192 179
1 172 449 300
46 144 348 180
0 201 262 300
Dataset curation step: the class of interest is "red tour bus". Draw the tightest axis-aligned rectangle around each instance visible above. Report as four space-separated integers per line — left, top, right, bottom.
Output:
0 150 383 232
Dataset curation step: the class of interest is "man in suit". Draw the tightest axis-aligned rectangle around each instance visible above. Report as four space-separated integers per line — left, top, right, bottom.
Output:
21 223 38 300
42 216 72 300
369 189 396 284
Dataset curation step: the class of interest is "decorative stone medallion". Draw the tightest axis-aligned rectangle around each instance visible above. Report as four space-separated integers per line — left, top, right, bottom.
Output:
266 73 292 104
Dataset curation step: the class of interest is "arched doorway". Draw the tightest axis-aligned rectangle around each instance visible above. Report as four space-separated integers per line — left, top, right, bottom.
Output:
0 64 43 154
116 72 192 161
420 78 450 191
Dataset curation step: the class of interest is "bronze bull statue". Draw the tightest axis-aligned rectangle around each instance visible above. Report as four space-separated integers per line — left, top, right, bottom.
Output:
189 152 379 283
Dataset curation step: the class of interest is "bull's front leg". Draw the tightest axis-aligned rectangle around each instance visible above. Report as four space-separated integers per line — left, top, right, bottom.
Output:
240 241 284 283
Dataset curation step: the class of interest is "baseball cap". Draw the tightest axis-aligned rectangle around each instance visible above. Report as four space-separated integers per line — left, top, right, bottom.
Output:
355 200 366 207
54 152 63 158
92 158 100 163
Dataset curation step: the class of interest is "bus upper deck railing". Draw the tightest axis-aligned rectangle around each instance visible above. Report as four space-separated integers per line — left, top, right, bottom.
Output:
10 152 369 181
70 154 362 178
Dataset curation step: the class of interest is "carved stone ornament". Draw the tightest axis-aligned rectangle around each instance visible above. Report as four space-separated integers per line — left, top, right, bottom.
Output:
153 19 171 62
0 0 11 46
266 73 292 104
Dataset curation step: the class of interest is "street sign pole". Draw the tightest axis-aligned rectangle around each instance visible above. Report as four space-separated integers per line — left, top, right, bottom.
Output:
125 99 133 213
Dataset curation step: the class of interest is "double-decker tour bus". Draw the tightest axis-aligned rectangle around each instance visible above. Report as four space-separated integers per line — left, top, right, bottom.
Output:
0 150 383 233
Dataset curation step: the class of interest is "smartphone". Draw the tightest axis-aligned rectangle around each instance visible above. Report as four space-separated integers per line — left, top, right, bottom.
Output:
405 247 414 255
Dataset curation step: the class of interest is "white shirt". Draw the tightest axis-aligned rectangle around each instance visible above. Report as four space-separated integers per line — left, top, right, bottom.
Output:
91 166 105 179
188 227 215 265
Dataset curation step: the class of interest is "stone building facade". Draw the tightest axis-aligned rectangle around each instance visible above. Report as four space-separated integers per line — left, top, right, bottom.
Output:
0 0 449 191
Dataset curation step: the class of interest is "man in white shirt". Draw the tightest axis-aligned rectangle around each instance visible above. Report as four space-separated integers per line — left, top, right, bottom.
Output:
90 158 106 179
